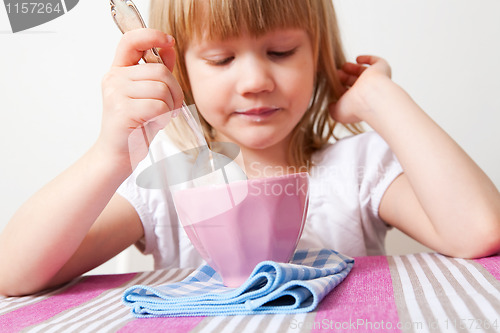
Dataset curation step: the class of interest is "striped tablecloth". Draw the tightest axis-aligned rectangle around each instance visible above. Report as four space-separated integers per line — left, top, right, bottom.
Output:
1 253 499 332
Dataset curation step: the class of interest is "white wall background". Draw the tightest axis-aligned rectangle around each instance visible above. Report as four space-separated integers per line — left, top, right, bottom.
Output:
0 1 499 274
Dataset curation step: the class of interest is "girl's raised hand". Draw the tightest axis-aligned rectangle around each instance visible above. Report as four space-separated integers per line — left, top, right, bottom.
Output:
99 28 184 173
329 55 392 124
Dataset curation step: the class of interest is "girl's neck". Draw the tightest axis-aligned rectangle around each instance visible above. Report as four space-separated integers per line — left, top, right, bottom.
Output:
213 132 295 179
234 144 293 179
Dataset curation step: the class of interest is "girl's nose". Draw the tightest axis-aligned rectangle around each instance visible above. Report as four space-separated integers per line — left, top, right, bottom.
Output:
235 56 274 96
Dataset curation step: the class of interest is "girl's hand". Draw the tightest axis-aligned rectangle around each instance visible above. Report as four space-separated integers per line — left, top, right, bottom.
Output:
329 55 392 124
99 28 184 173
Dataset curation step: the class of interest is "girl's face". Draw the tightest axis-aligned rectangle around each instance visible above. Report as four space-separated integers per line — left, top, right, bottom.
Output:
184 28 315 156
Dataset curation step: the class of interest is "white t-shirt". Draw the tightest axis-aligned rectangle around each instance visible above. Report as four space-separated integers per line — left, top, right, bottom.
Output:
117 131 403 269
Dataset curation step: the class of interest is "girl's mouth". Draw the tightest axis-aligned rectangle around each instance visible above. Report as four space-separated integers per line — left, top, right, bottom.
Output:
233 106 281 122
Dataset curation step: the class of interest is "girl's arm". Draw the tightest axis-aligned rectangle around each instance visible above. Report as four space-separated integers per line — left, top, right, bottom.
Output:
0 29 183 296
0 153 142 296
331 56 500 258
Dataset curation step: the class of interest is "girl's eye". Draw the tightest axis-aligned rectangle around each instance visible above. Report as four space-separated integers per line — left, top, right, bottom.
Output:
205 56 234 66
268 48 297 59
203 47 297 65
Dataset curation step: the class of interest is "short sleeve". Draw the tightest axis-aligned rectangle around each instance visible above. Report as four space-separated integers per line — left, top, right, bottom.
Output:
116 168 158 256
300 131 403 257
115 130 204 269
357 132 403 253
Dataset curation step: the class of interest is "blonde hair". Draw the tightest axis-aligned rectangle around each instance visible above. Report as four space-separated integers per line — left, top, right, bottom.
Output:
149 0 363 169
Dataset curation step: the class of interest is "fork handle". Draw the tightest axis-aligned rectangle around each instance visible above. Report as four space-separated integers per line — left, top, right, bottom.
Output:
143 48 163 64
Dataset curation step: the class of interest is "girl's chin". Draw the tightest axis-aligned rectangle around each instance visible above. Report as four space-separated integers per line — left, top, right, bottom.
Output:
214 128 289 151
233 136 285 151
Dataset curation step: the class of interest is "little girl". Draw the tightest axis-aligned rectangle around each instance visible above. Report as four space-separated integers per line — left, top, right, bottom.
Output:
1 0 499 296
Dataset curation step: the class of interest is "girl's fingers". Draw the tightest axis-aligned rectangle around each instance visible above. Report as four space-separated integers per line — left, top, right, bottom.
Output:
339 56 392 85
107 96 172 129
122 98 172 126
126 80 175 111
112 64 184 110
112 28 175 67
158 46 177 73
356 55 379 65
338 69 360 87
342 62 367 77
120 63 170 81
356 55 392 77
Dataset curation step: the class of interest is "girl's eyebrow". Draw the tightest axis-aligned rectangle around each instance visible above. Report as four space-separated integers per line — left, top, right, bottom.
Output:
263 28 307 39
189 38 232 51
190 29 307 53
191 43 232 55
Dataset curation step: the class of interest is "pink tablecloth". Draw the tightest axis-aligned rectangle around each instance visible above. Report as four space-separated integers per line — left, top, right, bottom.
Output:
1 253 499 332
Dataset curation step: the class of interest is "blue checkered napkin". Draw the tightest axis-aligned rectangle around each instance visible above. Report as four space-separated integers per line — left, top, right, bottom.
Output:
122 248 354 317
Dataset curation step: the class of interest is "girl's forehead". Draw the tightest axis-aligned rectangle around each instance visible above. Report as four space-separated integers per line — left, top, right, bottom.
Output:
184 0 313 41
187 28 309 50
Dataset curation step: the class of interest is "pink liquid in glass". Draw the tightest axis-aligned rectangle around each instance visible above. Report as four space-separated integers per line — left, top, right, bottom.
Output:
173 172 309 287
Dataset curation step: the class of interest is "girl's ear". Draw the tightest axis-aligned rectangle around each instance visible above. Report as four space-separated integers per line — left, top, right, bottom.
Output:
158 46 177 73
